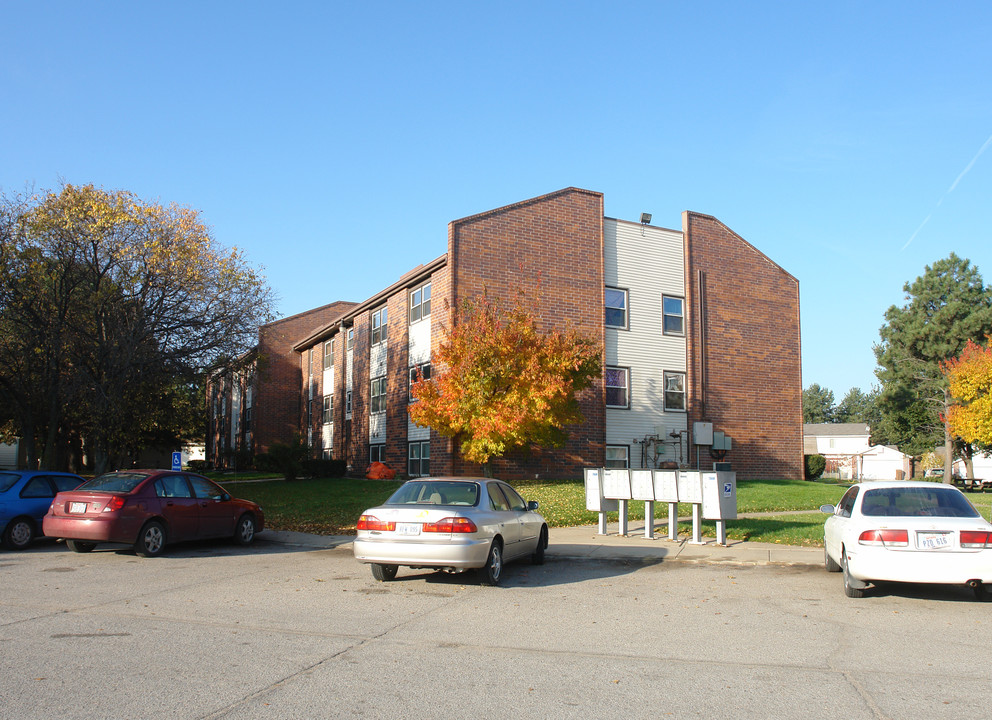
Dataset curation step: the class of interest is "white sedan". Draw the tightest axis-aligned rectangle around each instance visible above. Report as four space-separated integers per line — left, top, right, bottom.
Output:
821 481 992 599
353 477 548 585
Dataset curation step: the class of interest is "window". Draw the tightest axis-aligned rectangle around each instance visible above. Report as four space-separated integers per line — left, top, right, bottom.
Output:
347 328 354 351
371 306 388 346
323 338 335 369
410 282 431 323
409 362 431 400
606 446 629 469
488 484 510 512
408 441 430 477
322 395 333 424
498 482 527 511
664 371 686 411
605 287 627 329
370 376 387 414
20 477 54 498
663 296 684 336
369 444 386 464
605 366 629 408
346 389 353 418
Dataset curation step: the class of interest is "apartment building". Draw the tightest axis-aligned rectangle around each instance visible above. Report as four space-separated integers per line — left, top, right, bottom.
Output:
291 187 803 480
206 301 357 468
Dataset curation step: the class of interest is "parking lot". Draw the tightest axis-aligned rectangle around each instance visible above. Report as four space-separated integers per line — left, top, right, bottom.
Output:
3 535 992 719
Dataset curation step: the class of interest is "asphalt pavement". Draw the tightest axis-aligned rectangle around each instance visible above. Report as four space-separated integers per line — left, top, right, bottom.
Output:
261 518 823 567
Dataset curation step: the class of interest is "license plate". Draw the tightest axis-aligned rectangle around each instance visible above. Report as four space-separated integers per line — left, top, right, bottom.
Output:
69 502 88 514
917 531 950 550
396 523 421 536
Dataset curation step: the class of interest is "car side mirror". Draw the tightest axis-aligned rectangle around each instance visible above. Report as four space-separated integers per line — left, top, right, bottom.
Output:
221 493 231 502
527 500 539 511
819 504 835 514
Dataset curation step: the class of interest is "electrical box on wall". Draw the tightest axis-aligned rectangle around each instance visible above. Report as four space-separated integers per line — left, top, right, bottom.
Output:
693 422 713 445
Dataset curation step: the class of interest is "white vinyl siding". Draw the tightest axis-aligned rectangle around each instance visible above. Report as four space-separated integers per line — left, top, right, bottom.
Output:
604 218 688 468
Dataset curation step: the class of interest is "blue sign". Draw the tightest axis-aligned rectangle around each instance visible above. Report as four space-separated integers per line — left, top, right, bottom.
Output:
723 482 732 497
171 452 182 471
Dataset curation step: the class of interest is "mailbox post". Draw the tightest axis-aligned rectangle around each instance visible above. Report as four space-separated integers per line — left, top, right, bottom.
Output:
677 470 704 544
630 470 656 539
652 469 679 541
602 469 632 536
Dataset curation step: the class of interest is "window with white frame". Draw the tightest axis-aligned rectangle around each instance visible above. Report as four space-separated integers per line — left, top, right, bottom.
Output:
408 441 430 477
664 371 686 411
369 444 386 464
408 362 431 400
347 327 354 351
322 395 333 424
371 306 388 346
663 296 684 336
370 376 387 414
605 366 629 408
323 338 335 369
410 282 431 323
606 445 629 469
605 287 628 329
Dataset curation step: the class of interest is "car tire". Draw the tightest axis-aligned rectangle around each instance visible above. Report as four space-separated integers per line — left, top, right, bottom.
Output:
370 563 398 582
134 520 167 557
3 517 35 550
531 526 548 565
480 539 503 586
234 513 256 546
824 544 841 572
66 540 96 553
842 548 868 598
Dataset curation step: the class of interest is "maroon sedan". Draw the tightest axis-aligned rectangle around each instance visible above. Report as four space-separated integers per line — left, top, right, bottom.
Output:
44 470 264 557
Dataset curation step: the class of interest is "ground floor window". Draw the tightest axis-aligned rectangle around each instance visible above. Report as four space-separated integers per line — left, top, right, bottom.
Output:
322 448 332 460
408 441 430 477
369 444 386 464
606 445 629 469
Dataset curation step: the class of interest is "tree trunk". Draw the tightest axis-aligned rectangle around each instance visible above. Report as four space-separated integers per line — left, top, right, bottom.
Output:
943 389 955 484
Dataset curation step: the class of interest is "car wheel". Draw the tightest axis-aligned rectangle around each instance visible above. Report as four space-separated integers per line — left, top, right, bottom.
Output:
66 540 96 553
234 514 256 546
842 547 868 598
3 517 35 550
370 563 398 582
480 539 503 586
531 526 548 565
824 544 841 572
134 520 167 557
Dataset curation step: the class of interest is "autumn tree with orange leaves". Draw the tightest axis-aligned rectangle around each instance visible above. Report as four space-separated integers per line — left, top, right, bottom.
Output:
943 338 992 447
408 293 601 475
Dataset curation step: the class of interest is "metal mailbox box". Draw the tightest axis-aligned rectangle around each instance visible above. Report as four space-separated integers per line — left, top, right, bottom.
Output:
677 471 703 504
702 471 737 520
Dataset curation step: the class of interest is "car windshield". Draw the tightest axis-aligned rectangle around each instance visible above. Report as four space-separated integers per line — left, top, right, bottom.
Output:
861 486 980 518
0 472 19 493
386 481 480 506
80 472 148 494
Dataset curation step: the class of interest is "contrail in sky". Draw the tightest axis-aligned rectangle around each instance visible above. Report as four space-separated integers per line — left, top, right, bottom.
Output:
901 132 992 251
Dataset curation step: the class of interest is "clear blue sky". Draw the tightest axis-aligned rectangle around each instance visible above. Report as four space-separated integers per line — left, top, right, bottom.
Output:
3 2 990 401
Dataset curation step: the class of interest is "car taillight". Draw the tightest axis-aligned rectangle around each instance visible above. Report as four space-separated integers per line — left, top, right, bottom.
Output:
102 496 126 512
357 515 395 532
858 529 908 547
960 531 992 548
422 517 477 533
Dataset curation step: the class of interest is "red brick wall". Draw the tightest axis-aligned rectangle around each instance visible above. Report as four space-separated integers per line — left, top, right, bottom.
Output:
682 212 803 479
254 301 356 454
447 188 606 479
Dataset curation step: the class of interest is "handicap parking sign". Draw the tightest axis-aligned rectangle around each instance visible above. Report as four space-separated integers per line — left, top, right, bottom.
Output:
172 452 182 471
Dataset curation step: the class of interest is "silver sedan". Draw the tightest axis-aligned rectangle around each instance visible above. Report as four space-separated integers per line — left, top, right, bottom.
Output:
353 477 548 585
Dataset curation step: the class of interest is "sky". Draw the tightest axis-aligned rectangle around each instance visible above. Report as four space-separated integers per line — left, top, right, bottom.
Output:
2 1 991 402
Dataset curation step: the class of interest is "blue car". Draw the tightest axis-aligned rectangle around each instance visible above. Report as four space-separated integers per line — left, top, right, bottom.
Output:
1 471 85 550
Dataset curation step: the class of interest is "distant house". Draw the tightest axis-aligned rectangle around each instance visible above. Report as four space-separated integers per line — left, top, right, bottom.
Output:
803 423 911 480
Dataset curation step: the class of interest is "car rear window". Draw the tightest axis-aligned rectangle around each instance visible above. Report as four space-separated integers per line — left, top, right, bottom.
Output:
80 473 148 493
0 473 19 493
861 486 980 518
386 481 480 506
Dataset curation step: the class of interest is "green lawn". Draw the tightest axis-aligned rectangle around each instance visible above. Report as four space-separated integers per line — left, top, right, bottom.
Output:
218 475 992 546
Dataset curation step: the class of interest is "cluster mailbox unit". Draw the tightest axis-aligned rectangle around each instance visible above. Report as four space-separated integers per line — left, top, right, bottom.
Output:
584 468 738 546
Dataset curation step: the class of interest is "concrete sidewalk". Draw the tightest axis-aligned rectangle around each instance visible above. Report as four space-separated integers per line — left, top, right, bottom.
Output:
262 521 822 567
